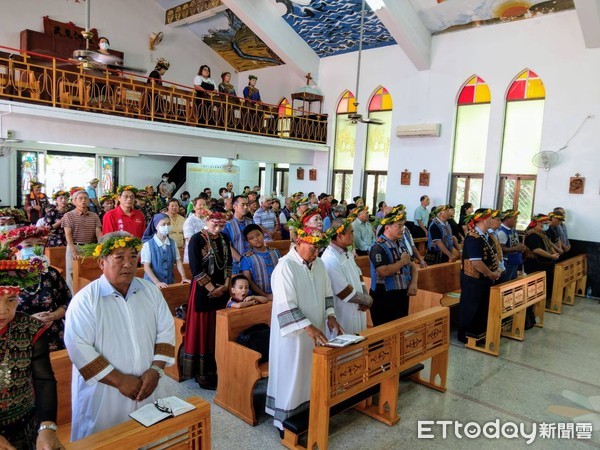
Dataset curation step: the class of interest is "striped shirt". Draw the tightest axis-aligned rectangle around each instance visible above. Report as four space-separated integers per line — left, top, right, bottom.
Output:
240 248 280 294
62 209 101 244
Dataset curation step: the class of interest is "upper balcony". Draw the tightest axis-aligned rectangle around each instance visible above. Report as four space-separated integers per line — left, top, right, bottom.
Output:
0 44 328 145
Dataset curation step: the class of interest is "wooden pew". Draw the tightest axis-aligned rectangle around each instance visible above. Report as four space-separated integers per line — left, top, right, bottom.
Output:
417 261 461 294
547 254 588 314
214 303 272 426
266 239 291 256
413 237 427 256
281 306 449 450
465 271 546 356
355 255 370 278
160 284 190 382
45 246 67 276
51 350 211 449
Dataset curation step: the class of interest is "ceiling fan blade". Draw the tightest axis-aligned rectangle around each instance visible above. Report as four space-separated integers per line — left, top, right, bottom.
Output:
361 117 384 125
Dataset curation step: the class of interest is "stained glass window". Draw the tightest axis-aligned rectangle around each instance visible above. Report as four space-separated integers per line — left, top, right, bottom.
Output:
278 98 292 116
333 89 357 201
506 70 545 101
17 151 41 206
336 90 357 114
278 98 292 137
101 157 118 194
368 87 392 112
457 76 491 105
365 86 392 171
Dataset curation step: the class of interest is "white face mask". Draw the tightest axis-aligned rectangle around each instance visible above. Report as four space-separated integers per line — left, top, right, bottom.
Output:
542 224 550 232
99 42 109 51
158 225 171 235
162 177 168 182
0 224 16 232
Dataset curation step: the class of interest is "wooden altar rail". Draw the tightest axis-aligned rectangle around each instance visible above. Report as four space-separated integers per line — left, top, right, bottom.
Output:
465 271 546 356
214 303 272 426
282 306 449 450
0 45 327 144
51 349 211 449
547 254 588 314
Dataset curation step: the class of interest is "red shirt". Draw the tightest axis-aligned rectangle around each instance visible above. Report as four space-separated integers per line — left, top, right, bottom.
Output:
102 206 146 238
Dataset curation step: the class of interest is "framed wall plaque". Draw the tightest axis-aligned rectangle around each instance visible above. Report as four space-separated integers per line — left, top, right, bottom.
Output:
569 174 584 194
419 170 430 187
296 167 304 180
309 168 317 181
401 169 411 186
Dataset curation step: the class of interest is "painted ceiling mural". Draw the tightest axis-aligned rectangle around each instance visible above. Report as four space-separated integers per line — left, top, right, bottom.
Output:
408 0 575 35
276 0 396 57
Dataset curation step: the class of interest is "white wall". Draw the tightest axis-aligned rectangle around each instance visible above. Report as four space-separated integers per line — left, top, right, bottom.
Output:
316 11 600 241
0 0 233 87
122 153 180 189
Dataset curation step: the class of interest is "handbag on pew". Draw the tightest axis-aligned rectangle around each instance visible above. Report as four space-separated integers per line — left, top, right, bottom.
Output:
424 249 443 265
236 323 270 363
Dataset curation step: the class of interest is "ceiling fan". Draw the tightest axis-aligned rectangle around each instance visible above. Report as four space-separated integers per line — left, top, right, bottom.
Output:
348 0 383 125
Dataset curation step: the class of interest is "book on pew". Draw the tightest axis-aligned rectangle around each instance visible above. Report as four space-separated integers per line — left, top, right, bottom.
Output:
129 396 196 427
326 334 366 348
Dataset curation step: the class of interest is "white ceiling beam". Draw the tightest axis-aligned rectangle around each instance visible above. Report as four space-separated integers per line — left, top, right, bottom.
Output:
372 0 431 70
574 0 600 48
221 0 320 82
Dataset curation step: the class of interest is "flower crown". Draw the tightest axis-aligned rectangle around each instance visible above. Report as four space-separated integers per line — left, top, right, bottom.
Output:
390 204 406 214
117 185 138 195
325 217 354 240
296 228 329 248
79 235 143 259
70 186 86 196
0 225 49 248
0 245 47 293
548 212 564 221
464 208 492 227
379 210 407 226
99 194 116 204
291 197 310 212
351 206 369 216
52 190 70 200
0 208 27 224
501 209 519 220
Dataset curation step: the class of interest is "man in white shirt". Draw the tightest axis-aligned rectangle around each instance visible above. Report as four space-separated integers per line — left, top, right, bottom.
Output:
182 197 207 263
64 232 175 440
352 206 375 256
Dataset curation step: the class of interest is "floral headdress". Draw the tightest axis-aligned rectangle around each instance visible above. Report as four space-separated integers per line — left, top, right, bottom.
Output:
490 209 502 219
145 185 154 191
116 185 138 195
527 213 550 229
291 197 310 212
70 186 86 197
464 208 492 229
99 194 116 204
299 207 322 226
0 245 46 295
379 210 407 226
30 181 44 188
52 190 70 200
0 225 49 248
548 212 565 221
501 209 519 220
325 218 354 240
296 227 329 248
0 208 27 224
351 206 369 216
80 235 143 259
205 210 231 225
390 204 406 214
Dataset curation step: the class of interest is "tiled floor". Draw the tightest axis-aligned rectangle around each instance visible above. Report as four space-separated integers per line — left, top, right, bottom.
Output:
162 296 600 449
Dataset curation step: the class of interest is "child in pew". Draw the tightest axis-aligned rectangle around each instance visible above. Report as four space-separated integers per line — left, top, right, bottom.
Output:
227 274 268 309
141 213 191 288
240 224 281 300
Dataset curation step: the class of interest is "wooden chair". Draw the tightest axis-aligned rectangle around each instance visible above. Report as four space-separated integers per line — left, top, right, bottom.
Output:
45 246 67 277
214 303 272 425
281 306 450 450
465 271 546 356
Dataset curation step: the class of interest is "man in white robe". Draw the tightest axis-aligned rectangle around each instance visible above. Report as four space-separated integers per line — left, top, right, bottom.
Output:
64 232 175 441
322 218 373 334
265 227 342 433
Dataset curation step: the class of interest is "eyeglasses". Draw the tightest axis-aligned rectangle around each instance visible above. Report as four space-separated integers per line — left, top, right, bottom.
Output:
154 400 173 415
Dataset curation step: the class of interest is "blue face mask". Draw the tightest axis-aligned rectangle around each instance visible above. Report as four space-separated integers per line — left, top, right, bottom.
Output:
542 224 550 232
19 247 37 260
0 224 16 232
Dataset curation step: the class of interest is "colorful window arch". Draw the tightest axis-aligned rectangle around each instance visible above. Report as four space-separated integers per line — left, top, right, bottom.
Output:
368 87 392 112
457 76 491 104
337 90 357 114
507 69 545 101
278 98 292 116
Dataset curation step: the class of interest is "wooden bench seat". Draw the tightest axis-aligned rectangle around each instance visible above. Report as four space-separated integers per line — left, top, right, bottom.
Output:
214 303 272 425
281 306 449 450
547 254 588 314
465 271 546 356
266 239 291 256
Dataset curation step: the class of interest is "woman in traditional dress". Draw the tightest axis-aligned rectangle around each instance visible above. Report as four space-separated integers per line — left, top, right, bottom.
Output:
524 214 560 303
23 181 49 225
0 244 63 449
44 190 71 248
2 226 71 351
182 209 232 389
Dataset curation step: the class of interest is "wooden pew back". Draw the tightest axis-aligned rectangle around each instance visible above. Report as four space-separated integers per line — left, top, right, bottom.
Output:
45 246 67 276
297 307 449 450
417 261 461 294
214 303 272 425
266 239 291 256
549 254 588 313
355 255 370 279
50 349 72 430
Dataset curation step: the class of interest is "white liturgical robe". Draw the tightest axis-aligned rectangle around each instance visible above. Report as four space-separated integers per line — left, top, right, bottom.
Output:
265 248 335 430
321 243 367 334
64 276 175 440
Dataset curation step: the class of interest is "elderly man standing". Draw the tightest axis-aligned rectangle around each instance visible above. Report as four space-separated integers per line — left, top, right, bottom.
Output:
102 185 146 239
253 195 277 241
322 218 372 334
64 232 175 440
266 227 342 436
352 206 375 256
413 195 430 238
323 204 346 232
62 189 102 292
182 196 207 263
86 177 101 213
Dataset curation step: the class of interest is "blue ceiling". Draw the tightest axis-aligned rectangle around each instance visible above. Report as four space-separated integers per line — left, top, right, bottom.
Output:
278 0 396 57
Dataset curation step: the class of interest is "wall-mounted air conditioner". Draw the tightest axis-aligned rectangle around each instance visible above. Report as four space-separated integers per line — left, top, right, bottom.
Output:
396 123 441 137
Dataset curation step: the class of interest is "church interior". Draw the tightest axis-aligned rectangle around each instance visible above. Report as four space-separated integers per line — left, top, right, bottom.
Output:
1 0 599 448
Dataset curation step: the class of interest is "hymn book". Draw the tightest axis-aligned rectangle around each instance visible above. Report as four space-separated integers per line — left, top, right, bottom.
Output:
129 396 196 427
326 334 366 348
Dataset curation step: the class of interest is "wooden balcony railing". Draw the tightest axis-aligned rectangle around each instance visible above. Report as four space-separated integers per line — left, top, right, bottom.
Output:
0 45 328 144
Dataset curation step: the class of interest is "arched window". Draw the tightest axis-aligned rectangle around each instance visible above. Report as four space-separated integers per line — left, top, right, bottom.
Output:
498 69 546 229
332 90 357 203
450 75 491 216
278 98 292 137
363 87 392 213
